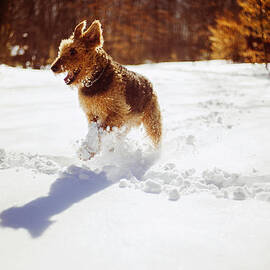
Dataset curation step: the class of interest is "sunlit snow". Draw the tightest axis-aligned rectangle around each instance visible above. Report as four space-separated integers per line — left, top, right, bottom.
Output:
0 61 270 270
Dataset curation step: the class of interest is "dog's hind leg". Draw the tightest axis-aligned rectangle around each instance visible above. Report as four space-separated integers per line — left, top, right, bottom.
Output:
142 93 162 148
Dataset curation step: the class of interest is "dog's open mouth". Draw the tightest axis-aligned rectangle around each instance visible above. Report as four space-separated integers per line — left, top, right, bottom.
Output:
64 68 80 85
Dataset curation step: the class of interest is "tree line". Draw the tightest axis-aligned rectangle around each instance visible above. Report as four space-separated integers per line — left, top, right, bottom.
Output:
1 0 267 69
210 0 270 68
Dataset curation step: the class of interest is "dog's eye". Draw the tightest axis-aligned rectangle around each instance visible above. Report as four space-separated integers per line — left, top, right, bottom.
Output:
70 48 77 56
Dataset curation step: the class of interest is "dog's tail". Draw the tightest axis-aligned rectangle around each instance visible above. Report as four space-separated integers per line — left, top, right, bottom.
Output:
142 92 162 148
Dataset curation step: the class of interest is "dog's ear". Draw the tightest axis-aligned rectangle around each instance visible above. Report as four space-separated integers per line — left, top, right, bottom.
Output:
82 20 104 48
74 20 86 39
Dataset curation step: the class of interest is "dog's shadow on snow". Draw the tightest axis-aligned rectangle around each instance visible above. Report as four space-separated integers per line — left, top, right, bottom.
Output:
0 152 156 238
0 165 112 238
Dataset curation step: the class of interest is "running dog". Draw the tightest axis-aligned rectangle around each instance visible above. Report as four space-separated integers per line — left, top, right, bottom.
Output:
51 20 162 156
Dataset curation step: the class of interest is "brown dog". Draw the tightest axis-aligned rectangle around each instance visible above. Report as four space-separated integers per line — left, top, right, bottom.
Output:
51 20 162 155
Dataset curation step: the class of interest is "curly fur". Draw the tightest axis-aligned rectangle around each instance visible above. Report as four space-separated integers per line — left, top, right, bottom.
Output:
51 20 162 151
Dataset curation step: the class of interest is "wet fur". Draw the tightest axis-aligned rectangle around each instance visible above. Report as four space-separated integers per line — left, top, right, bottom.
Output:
51 20 162 151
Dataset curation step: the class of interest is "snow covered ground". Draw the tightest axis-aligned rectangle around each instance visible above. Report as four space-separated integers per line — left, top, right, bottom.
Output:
0 61 270 270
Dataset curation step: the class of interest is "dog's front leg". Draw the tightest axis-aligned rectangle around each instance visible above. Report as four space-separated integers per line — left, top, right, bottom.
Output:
78 114 103 160
99 112 125 131
86 113 100 125
80 113 124 160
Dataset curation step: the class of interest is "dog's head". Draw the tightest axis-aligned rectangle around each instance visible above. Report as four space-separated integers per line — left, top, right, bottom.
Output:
51 20 104 85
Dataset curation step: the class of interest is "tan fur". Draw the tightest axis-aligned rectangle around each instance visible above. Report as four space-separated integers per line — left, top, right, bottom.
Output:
51 20 162 155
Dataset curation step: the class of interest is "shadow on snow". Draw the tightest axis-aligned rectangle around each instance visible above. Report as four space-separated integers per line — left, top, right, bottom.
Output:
0 149 157 238
0 165 112 238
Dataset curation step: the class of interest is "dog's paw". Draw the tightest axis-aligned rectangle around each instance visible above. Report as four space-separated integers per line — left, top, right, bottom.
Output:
77 147 96 161
78 152 96 161
108 147 115 153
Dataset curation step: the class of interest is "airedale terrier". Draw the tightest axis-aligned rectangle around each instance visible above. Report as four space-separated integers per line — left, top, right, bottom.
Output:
51 20 162 155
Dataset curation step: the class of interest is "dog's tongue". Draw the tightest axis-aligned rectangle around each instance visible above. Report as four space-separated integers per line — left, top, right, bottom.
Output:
64 71 74 85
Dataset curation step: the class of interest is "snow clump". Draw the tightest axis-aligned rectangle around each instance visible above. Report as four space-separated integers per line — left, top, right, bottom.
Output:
143 179 162 194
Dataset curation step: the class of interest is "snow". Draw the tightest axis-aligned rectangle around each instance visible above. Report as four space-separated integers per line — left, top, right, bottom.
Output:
1 61 270 269
142 179 162 194
167 188 180 201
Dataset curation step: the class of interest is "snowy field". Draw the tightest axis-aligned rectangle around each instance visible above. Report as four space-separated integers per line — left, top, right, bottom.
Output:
0 61 270 270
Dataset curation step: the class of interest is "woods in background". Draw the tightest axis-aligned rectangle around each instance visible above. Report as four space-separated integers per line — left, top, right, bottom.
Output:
0 0 268 69
210 0 270 67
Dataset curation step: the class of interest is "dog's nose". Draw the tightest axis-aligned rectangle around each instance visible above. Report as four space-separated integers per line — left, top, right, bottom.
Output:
51 64 59 72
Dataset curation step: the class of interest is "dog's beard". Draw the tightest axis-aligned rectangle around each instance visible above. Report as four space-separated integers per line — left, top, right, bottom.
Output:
64 71 75 85
64 68 81 85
